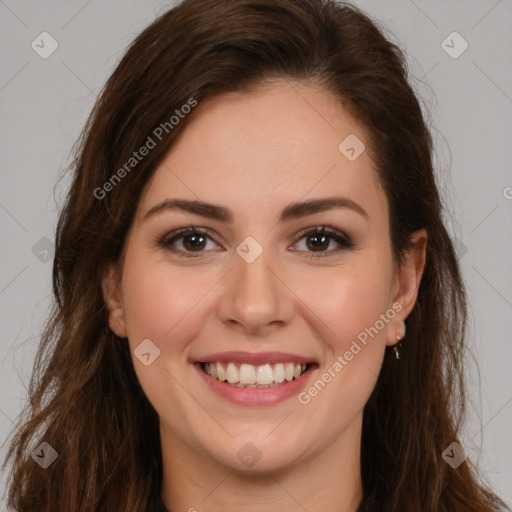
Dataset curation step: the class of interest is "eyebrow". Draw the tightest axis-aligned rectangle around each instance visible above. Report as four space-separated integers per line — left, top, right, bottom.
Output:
143 196 369 223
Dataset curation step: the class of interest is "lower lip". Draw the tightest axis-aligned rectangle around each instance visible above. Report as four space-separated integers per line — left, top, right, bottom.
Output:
194 363 316 406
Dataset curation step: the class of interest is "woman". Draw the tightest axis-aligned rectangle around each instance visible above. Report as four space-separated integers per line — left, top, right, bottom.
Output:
3 0 509 510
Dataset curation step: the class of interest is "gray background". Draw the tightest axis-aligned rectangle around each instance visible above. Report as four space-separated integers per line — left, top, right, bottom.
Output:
1 0 511 508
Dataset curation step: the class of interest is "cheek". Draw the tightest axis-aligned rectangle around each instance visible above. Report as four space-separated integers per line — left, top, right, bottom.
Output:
121 254 211 347
300 258 393 353
291 260 393 437
120 255 213 419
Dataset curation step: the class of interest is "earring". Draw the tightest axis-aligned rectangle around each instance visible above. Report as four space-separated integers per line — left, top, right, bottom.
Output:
393 339 401 360
394 322 406 360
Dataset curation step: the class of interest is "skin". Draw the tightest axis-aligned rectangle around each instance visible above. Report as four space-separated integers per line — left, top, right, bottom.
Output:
102 79 427 512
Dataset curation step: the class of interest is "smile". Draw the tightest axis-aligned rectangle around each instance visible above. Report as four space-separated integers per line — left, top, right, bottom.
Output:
193 351 318 406
201 362 309 387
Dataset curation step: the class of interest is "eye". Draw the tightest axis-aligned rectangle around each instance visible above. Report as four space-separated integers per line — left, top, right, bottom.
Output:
292 226 354 258
158 225 220 258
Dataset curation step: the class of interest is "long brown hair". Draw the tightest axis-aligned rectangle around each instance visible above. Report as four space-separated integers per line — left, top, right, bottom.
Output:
2 0 509 510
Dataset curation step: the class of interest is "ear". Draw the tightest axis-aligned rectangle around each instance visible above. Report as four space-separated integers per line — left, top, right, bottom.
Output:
101 263 127 338
386 228 428 347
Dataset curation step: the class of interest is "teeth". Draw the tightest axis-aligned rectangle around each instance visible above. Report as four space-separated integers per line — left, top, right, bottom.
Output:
226 362 239 383
216 362 225 381
256 364 273 385
274 363 285 383
284 362 294 381
203 361 309 386
239 363 256 385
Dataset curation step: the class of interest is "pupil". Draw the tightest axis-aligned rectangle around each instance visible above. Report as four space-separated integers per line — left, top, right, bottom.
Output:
308 234 328 251
184 233 205 251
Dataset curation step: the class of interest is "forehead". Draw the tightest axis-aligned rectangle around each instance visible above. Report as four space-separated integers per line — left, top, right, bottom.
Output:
136 79 387 226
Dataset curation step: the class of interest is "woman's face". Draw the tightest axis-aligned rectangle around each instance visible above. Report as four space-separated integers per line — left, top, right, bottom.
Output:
103 79 426 473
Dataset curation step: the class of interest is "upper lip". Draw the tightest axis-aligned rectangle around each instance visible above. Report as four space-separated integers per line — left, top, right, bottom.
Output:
192 351 316 366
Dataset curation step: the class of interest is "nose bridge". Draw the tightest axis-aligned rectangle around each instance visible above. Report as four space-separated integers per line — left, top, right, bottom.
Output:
217 242 294 333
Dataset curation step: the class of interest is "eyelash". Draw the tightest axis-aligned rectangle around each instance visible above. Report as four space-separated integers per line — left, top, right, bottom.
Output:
157 224 355 259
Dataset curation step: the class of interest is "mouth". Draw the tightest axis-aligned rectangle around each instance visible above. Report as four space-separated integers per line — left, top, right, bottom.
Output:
191 351 318 405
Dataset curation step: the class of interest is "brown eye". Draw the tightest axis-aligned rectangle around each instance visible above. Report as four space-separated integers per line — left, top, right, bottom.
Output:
182 233 207 251
159 227 220 258
306 233 330 252
293 226 354 258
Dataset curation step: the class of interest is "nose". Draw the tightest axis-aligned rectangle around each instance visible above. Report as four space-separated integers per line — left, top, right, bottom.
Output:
216 247 295 336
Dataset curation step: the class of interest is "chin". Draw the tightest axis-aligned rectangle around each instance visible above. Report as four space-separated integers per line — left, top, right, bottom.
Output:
206 434 311 474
